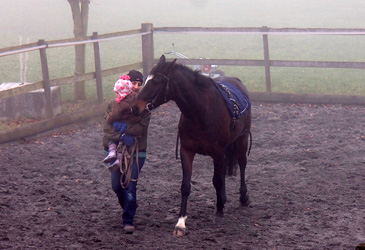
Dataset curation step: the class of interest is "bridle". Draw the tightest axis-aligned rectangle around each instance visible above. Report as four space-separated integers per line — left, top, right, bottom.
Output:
145 71 172 111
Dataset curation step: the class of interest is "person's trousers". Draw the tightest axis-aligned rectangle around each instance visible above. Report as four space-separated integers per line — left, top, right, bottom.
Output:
110 156 145 226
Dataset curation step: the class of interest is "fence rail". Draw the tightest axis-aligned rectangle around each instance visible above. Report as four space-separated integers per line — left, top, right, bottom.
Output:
154 26 365 35
0 29 149 57
169 58 365 69
1 24 365 143
153 26 365 95
1 25 364 99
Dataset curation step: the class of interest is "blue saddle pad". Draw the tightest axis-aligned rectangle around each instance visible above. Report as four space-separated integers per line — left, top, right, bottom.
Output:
213 80 251 119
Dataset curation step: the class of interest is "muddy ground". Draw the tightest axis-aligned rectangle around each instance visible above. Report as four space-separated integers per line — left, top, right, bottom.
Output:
0 101 364 249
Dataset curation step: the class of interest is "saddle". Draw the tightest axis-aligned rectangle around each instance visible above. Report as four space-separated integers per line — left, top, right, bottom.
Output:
212 80 251 127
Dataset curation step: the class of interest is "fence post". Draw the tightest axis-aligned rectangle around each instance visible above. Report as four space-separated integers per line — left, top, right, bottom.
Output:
141 23 154 77
38 39 54 118
92 32 103 103
262 26 272 93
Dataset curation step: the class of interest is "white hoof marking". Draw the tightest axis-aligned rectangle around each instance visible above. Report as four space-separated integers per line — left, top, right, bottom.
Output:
175 216 187 230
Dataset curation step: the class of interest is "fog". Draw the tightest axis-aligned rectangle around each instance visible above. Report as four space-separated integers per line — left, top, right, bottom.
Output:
0 0 364 96
1 0 364 47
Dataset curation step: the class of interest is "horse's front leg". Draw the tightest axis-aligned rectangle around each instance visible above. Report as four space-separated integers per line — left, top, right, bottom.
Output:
213 154 227 217
173 147 195 236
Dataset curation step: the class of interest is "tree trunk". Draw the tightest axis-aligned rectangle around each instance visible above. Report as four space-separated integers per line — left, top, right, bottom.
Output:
68 0 89 101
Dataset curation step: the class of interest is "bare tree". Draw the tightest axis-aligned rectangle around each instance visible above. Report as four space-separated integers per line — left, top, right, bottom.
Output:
67 0 89 100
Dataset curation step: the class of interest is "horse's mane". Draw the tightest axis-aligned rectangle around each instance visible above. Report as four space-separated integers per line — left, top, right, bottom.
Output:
151 59 214 89
174 63 213 88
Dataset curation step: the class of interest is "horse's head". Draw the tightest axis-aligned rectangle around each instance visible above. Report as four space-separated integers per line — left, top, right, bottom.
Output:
132 55 176 115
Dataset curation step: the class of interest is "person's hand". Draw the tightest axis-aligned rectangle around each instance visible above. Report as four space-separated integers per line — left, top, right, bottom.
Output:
120 134 135 146
112 122 127 133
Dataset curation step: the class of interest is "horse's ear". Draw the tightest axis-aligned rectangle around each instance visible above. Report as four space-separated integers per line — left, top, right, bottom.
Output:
159 55 166 64
166 58 177 72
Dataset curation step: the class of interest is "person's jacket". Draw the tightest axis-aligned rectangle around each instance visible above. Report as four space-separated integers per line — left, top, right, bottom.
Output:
106 92 141 125
103 99 151 152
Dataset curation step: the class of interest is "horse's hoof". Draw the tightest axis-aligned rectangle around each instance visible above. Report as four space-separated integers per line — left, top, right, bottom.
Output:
215 211 224 218
214 213 225 224
173 226 185 236
356 243 365 250
240 194 250 206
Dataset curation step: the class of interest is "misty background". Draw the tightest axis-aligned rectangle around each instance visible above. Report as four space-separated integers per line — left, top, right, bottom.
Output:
0 0 364 97
1 0 364 44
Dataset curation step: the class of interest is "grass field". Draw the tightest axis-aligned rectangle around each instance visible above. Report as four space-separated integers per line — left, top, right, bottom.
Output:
0 0 364 102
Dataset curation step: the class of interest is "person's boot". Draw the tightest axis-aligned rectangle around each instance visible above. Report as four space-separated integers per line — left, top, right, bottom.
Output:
103 142 117 163
123 225 135 234
109 153 121 171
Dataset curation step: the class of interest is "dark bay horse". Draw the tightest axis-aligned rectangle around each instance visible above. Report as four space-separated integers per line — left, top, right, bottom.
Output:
132 55 251 236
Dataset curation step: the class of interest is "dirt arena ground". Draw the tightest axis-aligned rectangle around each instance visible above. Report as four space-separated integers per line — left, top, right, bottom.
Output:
0 101 364 250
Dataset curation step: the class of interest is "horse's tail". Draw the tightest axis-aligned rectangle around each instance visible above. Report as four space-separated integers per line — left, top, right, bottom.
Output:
226 142 238 176
247 130 252 156
175 131 180 160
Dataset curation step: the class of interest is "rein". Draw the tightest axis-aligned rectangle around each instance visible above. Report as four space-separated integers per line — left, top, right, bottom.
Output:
118 138 139 188
146 71 171 111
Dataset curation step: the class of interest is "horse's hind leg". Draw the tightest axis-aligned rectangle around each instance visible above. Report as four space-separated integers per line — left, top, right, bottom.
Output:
237 133 250 206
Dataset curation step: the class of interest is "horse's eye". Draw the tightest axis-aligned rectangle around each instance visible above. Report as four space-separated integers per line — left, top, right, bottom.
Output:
155 74 168 83
152 76 164 85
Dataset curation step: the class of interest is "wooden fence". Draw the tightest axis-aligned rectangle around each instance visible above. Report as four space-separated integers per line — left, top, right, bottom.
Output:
0 23 365 143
